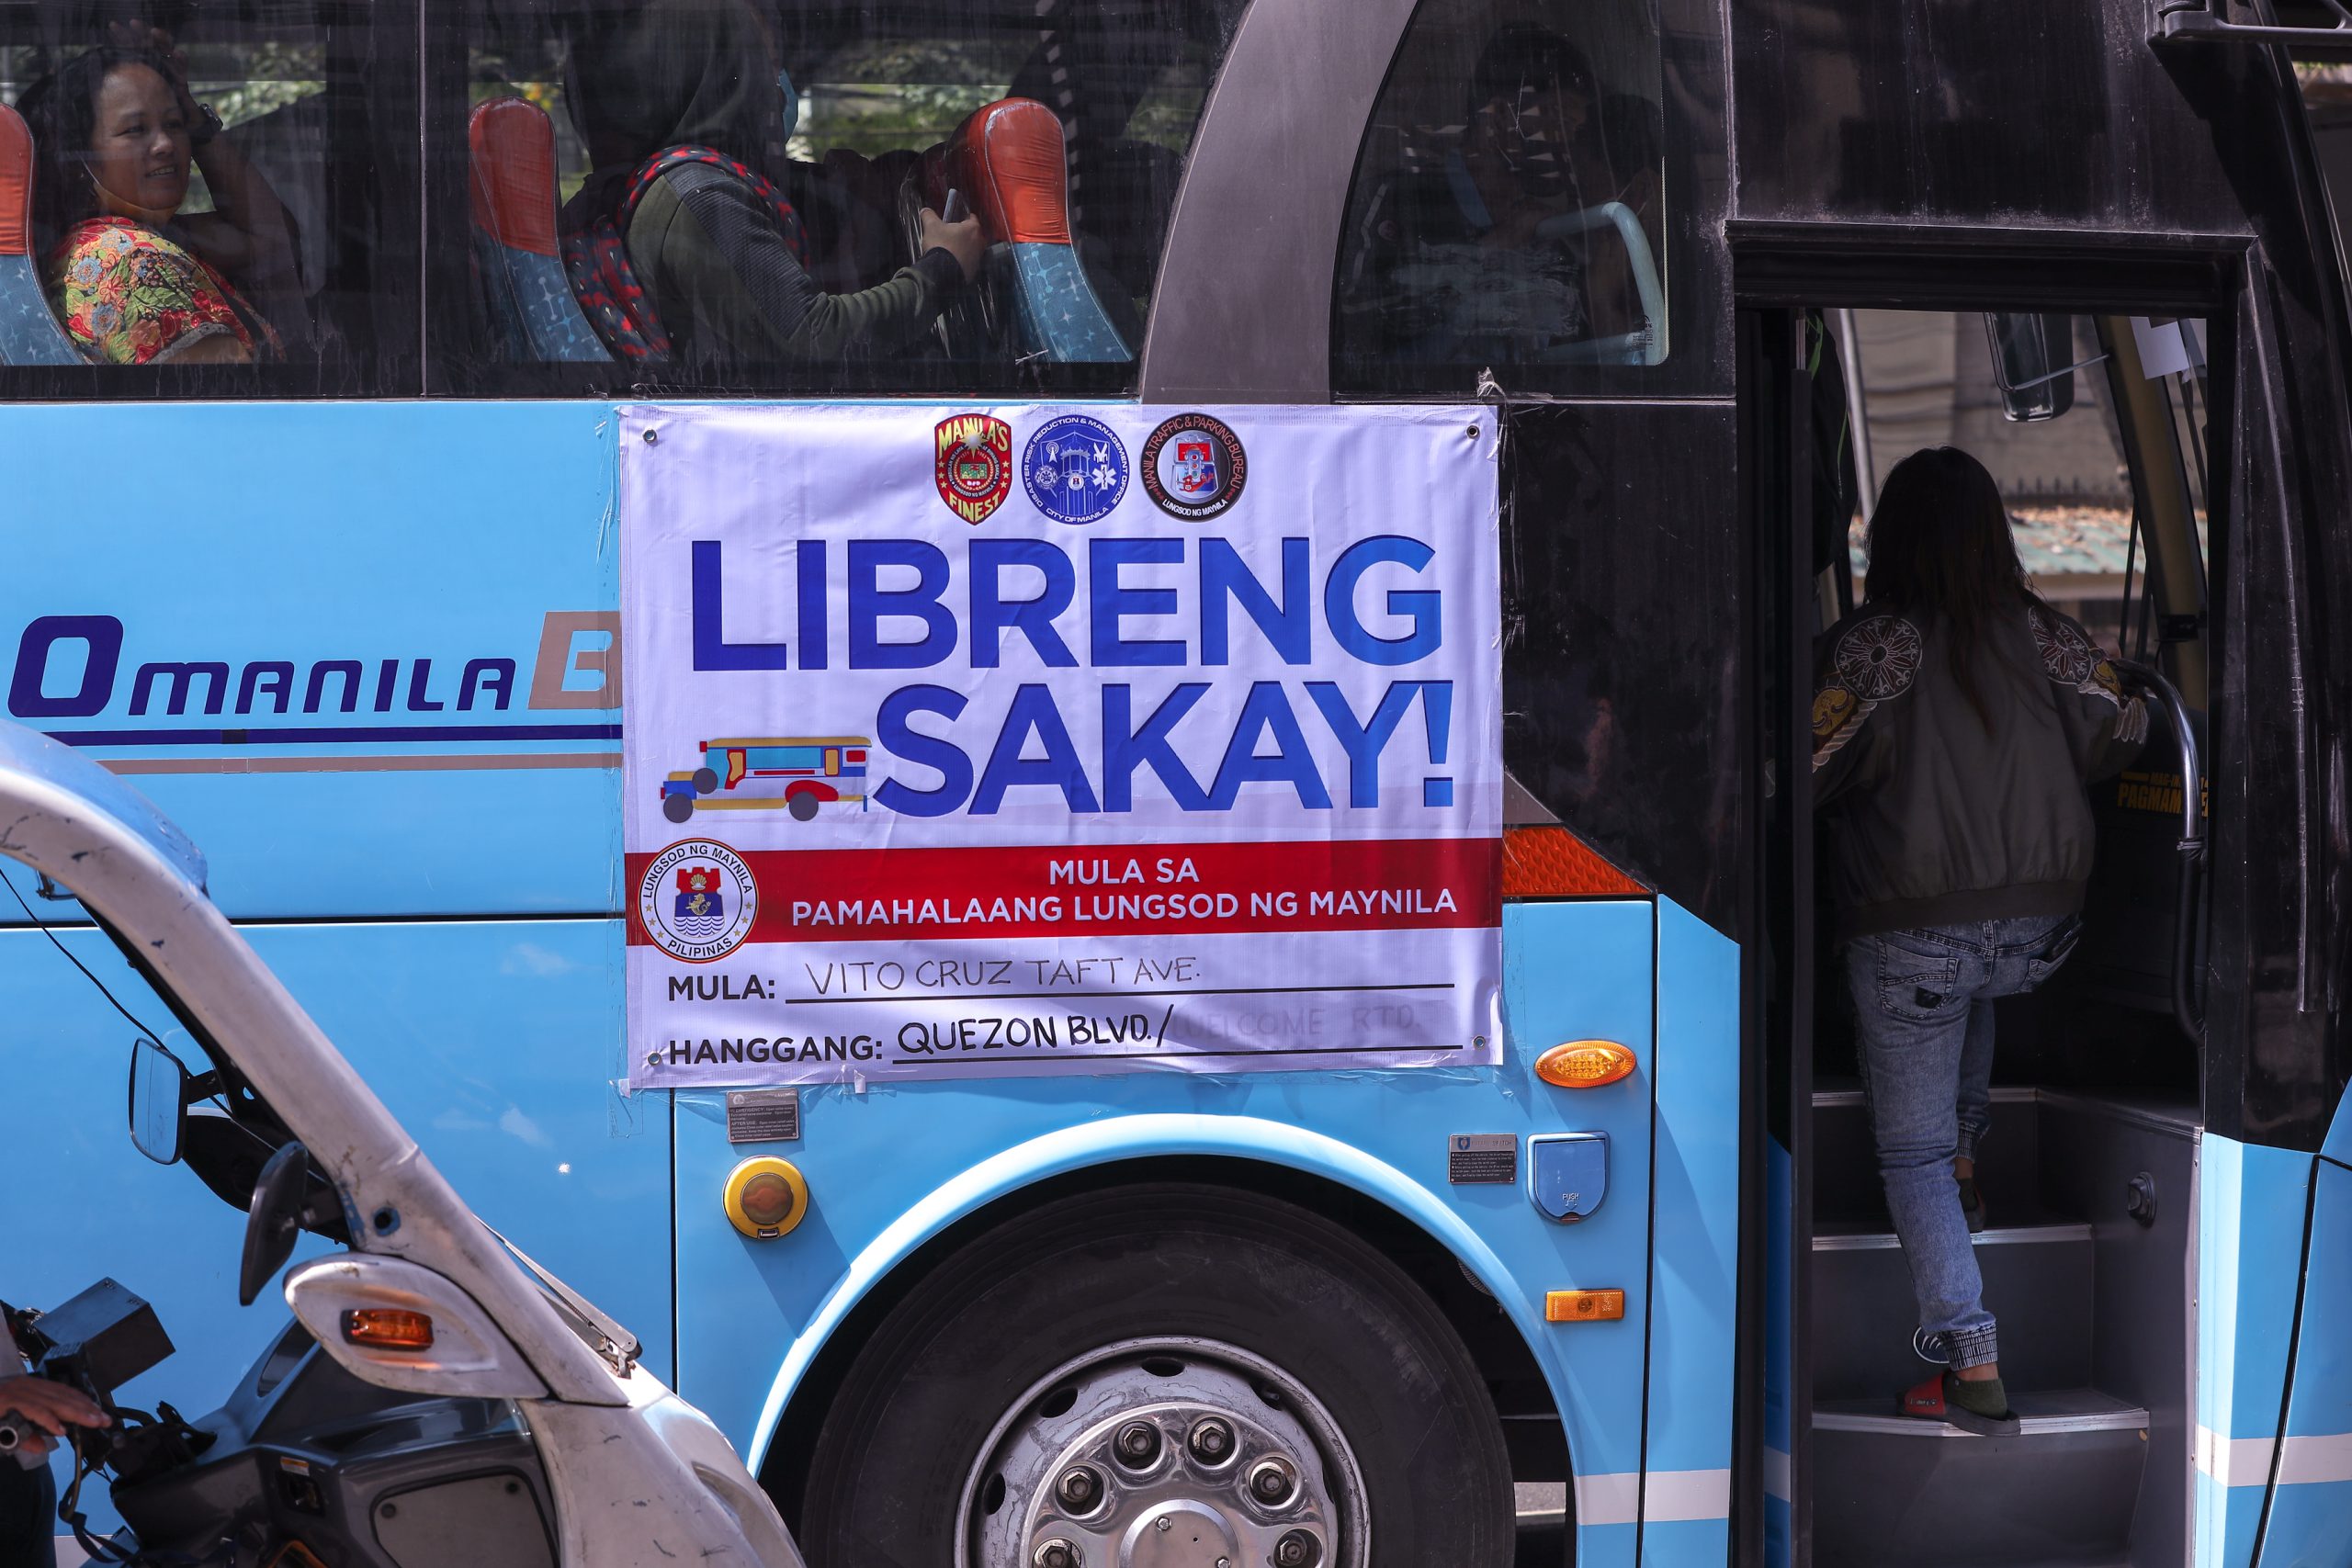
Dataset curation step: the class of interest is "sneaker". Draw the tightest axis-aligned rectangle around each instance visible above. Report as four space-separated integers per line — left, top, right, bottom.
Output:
1898 1371 2019 1437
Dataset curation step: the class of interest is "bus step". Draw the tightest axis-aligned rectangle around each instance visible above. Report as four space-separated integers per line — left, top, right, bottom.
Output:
1810 1083 2046 1229
1809 1224 2092 1402
1812 1389 2147 1568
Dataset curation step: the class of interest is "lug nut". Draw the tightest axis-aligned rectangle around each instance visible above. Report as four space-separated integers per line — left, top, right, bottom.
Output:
1114 1420 1162 1468
1271 1529 1321 1568
1188 1416 1236 1465
1034 1540 1081 1568
1248 1456 1298 1507
1055 1464 1103 1514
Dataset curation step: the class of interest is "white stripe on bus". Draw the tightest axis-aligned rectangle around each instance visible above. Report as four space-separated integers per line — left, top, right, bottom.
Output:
1536 1469 1731 1527
2195 1427 2352 1486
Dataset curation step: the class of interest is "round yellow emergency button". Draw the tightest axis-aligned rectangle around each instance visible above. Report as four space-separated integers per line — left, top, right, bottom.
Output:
723 1156 808 1240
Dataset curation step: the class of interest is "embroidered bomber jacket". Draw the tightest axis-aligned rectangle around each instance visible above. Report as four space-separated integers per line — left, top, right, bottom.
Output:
1811 600 2151 942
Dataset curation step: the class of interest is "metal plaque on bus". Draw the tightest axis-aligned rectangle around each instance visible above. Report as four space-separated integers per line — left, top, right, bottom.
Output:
727 1088 801 1145
1447 1134 1517 1185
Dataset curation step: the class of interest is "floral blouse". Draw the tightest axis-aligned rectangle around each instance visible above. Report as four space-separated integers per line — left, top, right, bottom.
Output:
45 217 280 366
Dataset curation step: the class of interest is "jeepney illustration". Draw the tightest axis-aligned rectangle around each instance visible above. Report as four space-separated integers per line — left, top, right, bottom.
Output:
660 736 872 824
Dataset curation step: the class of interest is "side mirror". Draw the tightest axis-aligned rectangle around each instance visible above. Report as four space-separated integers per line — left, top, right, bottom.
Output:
242 1141 334 1307
1983 311 2085 423
128 1038 187 1166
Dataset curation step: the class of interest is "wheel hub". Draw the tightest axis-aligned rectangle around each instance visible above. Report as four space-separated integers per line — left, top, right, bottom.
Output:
962 1340 1364 1568
1120 1499 1236 1567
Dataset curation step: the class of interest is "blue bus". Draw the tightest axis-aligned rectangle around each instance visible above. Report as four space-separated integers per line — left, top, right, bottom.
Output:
3 2 2351 1567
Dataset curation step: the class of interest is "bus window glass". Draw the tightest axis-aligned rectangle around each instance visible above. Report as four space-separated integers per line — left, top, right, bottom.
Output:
445 0 1248 397
1332 0 1668 393
2297 62 2352 275
0 1 413 394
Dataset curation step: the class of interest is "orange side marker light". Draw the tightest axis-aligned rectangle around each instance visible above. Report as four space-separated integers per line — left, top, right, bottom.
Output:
1534 1040 1637 1089
341 1309 435 1351
1545 1289 1625 1324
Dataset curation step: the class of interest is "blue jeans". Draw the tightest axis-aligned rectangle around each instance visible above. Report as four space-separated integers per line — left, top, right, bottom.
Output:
1845 913 2080 1371
0 1449 54 1568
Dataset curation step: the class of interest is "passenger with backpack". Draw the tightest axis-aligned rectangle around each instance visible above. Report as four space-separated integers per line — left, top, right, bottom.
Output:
559 0 984 370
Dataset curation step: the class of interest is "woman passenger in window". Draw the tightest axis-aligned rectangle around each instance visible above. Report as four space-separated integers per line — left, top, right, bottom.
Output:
558 0 984 370
20 37 294 366
1813 448 2149 1435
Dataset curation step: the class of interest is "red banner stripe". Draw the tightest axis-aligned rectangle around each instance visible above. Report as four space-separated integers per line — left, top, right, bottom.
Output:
628 837 1500 945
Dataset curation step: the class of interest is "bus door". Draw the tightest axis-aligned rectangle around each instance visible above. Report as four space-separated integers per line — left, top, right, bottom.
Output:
1744 262 2352 1568
1764 299 2213 1568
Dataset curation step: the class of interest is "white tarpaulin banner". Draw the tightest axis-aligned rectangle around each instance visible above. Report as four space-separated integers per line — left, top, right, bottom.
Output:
621 403 1501 1088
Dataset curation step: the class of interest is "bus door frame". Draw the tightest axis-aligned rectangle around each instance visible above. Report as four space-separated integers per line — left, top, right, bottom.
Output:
1728 222 2245 1568
1735 300 1821 1568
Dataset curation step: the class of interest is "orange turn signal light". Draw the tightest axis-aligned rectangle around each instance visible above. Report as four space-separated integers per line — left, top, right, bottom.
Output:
1545 1289 1625 1324
1534 1040 1637 1089
341 1308 435 1351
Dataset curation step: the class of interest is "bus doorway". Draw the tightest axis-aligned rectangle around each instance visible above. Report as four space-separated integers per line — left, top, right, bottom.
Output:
1747 299 2216 1568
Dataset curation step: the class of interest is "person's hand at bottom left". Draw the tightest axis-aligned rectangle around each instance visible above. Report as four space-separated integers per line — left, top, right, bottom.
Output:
0 1380 109 1462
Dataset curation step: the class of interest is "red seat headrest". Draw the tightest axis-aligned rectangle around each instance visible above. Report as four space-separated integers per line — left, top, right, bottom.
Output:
469 96 560 257
928 97 1073 247
0 103 35 259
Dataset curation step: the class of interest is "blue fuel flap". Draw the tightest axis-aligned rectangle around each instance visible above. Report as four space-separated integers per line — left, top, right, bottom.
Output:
1528 1133 1609 1223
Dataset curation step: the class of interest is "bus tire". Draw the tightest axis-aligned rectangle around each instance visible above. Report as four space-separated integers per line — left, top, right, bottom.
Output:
797 1183 1514 1568
661 793 695 824
692 767 719 795
787 790 819 822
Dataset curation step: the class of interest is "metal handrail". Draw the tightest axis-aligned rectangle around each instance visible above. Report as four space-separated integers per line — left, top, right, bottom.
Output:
2154 0 2352 51
1535 201 1668 367
2115 659 2206 1045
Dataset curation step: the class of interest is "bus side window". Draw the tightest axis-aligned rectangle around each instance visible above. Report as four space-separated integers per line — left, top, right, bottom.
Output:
0 2 415 395
1332 0 1670 392
440 0 1252 398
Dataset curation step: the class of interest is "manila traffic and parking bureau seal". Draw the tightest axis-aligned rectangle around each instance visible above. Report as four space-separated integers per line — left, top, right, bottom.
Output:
638 840 759 963
1140 412 1248 520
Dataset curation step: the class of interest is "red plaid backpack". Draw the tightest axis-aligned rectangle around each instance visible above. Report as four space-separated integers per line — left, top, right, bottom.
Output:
560 145 810 362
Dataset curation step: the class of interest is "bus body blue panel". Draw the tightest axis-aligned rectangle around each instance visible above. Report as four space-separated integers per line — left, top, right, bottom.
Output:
247 918 668 1371
1641 897 1740 1562
2256 1155 2352 1565
0 925 262 1426
0 402 622 921
670 899 1656 1562
2194 1135 2313 1568
0 918 666 1402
